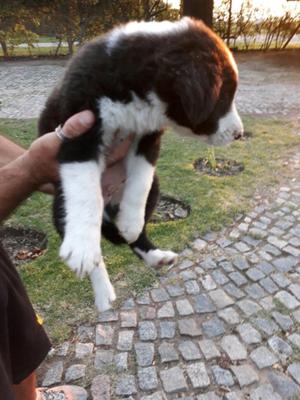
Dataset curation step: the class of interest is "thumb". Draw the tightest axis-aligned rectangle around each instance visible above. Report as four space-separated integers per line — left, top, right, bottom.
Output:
63 110 95 138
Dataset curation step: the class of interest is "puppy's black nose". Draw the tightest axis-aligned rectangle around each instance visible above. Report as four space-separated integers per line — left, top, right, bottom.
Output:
234 131 243 140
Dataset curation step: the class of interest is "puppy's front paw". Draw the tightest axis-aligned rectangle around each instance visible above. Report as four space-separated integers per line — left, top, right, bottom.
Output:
144 249 178 268
116 210 144 243
90 266 116 312
60 232 100 278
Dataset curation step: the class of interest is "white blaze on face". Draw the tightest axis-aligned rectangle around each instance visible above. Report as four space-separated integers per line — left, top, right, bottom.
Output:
205 101 244 146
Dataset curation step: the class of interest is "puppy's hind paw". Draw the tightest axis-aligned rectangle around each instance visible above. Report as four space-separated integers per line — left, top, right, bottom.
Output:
90 265 116 312
136 248 178 269
116 211 144 243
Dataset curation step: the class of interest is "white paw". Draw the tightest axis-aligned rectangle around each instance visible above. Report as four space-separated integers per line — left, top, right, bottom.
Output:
116 210 144 243
90 265 116 312
136 248 178 268
60 232 100 278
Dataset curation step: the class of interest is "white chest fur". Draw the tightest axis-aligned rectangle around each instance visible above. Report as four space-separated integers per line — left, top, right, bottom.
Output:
98 91 167 144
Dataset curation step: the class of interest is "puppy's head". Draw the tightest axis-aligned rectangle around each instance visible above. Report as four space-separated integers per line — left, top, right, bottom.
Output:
156 18 243 146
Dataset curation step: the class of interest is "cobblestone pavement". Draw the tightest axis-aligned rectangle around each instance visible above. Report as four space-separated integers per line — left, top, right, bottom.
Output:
39 152 300 399
1 51 300 119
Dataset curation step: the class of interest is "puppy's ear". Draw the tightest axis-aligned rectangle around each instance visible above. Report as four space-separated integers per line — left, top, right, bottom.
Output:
174 59 222 128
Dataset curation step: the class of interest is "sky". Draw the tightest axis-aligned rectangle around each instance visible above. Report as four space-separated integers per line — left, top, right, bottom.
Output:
168 0 300 16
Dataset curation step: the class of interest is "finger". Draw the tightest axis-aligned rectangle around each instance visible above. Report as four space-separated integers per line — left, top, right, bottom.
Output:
62 110 95 138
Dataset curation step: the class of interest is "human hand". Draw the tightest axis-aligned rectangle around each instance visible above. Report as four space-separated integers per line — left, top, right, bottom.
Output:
24 110 133 199
24 111 96 187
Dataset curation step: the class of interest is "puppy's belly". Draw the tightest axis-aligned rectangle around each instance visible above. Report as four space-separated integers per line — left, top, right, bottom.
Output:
102 167 126 207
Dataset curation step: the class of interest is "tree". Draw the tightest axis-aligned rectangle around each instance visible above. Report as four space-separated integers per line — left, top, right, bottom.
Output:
141 0 170 20
234 0 258 50
225 0 233 45
40 0 178 55
182 0 214 28
40 0 111 54
0 1 39 57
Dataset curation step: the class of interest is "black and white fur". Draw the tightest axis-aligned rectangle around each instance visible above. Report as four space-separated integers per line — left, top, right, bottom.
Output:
38 18 243 312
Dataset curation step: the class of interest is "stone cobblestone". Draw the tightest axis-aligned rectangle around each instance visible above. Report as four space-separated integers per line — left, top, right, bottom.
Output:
138 366 158 391
94 349 113 370
160 366 187 393
42 361 64 387
117 330 134 350
236 323 262 345
218 307 240 325
159 321 176 339
272 311 294 331
95 324 114 346
186 362 210 389
139 321 157 341
250 346 279 369
202 316 225 338
275 291 300 310
65 364 86 382
135 342 154 367
157 302 175 318
178 340 201 361
90 375 110 400
178 318 202 337
231 365 259 388
115 375 137 396
221 335 247 361
75 342 94 359
211 365 234 387
268 336 293 360
199 340 220 360
158 342 179 363
176 299 194 315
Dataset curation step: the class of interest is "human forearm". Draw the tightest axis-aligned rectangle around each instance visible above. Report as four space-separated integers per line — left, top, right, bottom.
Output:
0 154 38 221
0 111 133 222
0 135 25 167
0 111 96 222
0 135 54 194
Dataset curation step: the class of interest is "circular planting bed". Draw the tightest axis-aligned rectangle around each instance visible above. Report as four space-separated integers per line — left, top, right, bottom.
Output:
0 226 47 265
151 195 190 223
194 157 244 177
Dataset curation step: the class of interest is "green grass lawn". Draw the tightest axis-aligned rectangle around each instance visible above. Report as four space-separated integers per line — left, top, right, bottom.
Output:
38 35 57 43
1 116 300 343
0 46 70 58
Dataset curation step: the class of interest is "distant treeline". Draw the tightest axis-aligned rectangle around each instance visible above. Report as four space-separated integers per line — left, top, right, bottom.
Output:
0 0 299 58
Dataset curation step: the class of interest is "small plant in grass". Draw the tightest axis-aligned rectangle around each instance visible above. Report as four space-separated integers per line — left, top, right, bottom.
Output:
194 146 244 177
206 147 217 170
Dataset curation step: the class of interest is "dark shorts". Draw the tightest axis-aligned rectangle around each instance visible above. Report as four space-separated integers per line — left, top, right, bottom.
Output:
0 243 51 399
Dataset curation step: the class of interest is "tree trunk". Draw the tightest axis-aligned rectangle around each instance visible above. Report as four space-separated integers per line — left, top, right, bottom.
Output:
282 21 300 49
182 0 214 28
226 0 233 46
67 38 73 55
142 0 150 20
55 38 62 56
0 40 8 57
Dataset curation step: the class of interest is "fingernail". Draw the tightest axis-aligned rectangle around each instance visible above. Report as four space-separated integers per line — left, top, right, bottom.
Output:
79 111 95 127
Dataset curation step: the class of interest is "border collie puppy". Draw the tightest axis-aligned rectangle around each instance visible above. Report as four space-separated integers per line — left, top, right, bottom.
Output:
38 17 243 312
